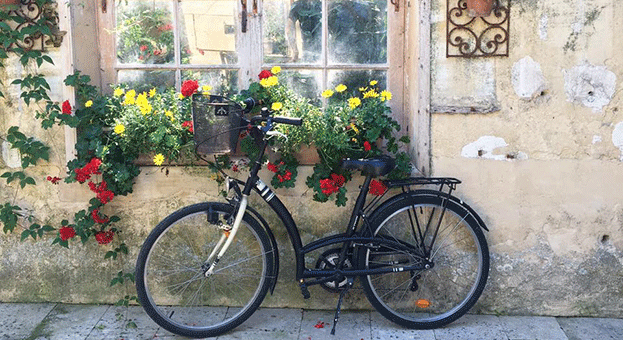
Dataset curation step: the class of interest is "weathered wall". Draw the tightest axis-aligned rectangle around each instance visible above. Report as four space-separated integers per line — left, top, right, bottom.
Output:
1 0 622 319
430 0 623 316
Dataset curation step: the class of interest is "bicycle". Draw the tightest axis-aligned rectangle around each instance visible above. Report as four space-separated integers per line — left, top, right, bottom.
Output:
135 96 490 338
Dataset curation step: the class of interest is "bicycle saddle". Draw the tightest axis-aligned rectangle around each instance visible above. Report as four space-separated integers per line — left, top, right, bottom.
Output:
341 155 395 177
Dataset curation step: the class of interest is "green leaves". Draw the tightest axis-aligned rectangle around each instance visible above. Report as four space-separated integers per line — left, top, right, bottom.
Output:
1 171 36 188
20 223 55 241
105 243 129 260
5 126 50 168
0 203 21 233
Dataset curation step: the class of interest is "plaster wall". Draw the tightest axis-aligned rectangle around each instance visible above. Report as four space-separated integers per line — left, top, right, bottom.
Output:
430 0 623 316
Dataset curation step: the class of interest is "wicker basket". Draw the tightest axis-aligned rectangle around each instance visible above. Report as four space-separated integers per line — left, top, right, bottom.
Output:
191 95 242 154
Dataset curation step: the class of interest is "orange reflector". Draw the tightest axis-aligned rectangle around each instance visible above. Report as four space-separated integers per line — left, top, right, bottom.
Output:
415 299 431 309
224 231 231 238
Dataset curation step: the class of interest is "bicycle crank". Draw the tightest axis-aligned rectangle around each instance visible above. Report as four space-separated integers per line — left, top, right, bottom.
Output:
314 248 353 293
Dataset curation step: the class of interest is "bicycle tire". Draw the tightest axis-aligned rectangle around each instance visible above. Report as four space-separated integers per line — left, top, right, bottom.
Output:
136 202 274 338
359 191 489 329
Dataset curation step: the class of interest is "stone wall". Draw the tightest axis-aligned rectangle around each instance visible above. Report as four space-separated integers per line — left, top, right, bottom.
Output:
429 0 622 316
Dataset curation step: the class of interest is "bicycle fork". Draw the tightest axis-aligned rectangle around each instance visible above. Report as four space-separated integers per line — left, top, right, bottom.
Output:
203 195 249 276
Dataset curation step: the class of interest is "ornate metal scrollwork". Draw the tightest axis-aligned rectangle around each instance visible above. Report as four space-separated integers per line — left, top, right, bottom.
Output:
446 0 510 58
1 0 66 52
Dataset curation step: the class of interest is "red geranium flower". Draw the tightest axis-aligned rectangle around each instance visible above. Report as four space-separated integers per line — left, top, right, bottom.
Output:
258 70 272 80
267 162 279 173
46 176 61 184
182 120 194 133
95 230 114 245
369 179 387 196
364 141 372 152
97 190 115 205
61 100 72 114
181 80 199 97
91 209 110 224
139 45 148 52
59 226 76 241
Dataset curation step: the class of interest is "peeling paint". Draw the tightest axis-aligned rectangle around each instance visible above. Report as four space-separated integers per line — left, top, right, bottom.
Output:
539 14 548 40
461 136 527 161
563 62 616 112
611 122 623 161
1 141 22 168
592 135 602 144
512 56 547 99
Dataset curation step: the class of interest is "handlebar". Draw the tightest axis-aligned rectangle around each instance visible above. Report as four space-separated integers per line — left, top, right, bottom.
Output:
241 97 303 127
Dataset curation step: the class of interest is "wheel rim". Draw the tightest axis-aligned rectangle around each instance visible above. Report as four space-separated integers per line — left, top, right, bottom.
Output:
365 203 486 324
142 210 269 332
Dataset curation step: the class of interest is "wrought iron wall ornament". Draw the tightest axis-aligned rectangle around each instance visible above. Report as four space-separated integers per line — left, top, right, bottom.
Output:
0 0 66 52
446 0 510 58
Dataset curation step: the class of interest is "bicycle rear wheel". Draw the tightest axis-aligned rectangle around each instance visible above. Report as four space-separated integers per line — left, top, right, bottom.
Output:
136 202 274 338
360 191 489 329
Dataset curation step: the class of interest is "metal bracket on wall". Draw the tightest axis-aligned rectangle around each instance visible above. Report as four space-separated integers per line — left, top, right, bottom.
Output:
446 0 510 58
0 0 66 52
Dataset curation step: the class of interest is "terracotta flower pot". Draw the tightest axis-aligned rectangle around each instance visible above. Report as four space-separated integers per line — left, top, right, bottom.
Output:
466 0 494 17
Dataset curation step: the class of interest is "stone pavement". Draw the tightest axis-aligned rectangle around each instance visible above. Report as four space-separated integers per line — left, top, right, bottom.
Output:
1 303 621 340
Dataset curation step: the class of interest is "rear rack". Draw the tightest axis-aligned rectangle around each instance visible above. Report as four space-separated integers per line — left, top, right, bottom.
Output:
385 177 461 191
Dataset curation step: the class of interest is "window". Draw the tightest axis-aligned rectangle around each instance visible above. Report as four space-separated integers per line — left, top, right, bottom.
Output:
95 0 404 118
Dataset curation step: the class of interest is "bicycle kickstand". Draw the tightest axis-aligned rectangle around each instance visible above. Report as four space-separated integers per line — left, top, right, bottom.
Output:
330 277 354 335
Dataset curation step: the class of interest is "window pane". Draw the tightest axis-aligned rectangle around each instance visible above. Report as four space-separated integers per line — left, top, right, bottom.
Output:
118 70 176 92
116 1 175 65
179 0 239 65
267 0 322 64
182 70 240 96
328 0 387 64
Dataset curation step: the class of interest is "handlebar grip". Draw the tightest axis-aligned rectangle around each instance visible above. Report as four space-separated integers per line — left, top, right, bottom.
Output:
273 116 303 126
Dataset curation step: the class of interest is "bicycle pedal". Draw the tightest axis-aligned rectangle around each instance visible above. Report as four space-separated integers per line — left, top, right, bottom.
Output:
299 282 311 299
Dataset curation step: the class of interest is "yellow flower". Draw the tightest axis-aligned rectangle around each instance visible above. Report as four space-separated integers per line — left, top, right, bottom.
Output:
348 97 361 109
260 76 279 88
271 66 281 74
271 102 283 111
359 86 368 92
113 88 124 97
202 85 212 96
149 88 156 98
165 110 174 121
136 92 152 114
123 89 136 105
321 89 334 98
335 84 347 93
370 80 378 86
363 89 379 99
153 153 165 166
178 93 185 100
350 123 360 134
85 100 93 108
380 90 392 102
114 124 125 135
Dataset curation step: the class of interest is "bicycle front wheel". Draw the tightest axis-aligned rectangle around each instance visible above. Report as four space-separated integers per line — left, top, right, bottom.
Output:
136 202 274 338
360 192 489 329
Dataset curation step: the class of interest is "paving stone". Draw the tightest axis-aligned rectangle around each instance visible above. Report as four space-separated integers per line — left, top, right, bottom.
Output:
29 304 109 340
86 305 179 340
370 312 435 340
432 314 509 340
0 303 55 340
499 316 568 340
298 309 371 340
557 317 623 340
216 307 303 340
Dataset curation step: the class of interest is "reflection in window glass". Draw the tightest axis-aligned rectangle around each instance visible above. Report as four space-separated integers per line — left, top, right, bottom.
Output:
116 1 175 65
328 0 387 64
118 70 176 93
179 0 238 65
265 0 322 64
182 70 239 97
280 70 322 105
